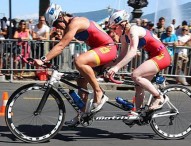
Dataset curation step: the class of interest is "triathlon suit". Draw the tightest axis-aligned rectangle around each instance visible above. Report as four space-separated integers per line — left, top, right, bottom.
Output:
125 29 171 70
74 21 117 66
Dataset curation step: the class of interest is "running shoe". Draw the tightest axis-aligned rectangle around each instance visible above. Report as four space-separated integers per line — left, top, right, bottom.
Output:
91 95 109 113
149 95 169 110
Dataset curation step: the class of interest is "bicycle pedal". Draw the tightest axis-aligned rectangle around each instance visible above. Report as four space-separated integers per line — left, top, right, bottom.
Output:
80 117 94 127
123 119 135 127
66 122 80 128
123 119 134 124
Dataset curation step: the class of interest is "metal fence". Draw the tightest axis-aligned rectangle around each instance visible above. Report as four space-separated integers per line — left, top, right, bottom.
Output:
0 39 191 82
119 45 191 78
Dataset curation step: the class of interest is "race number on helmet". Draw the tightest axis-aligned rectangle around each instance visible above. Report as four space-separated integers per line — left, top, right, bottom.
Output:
45 3 62 27
109 10 130 27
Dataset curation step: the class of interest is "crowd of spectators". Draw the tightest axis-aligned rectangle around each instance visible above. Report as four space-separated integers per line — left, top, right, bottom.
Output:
1 15 191 84
0 16 61 79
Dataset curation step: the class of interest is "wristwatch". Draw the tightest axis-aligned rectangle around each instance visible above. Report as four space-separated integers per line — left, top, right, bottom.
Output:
40 56 50 63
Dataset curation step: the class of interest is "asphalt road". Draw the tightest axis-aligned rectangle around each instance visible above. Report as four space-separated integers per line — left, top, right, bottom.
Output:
0 83 191 146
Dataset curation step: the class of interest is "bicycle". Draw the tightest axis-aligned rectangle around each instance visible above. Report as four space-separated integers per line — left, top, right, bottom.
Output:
5 57 191 143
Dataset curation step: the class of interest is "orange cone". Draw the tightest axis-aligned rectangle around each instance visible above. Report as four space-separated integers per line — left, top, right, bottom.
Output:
0 92 9 116
132 96 136 111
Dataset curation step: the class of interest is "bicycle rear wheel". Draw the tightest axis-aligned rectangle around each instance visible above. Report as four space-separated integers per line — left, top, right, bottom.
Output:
150 85 191 139
5 83 65 143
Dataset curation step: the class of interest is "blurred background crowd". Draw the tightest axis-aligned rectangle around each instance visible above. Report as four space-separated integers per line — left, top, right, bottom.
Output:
1 15 191 84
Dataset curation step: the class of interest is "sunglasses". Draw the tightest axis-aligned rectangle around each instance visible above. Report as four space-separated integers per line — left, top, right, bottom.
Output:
40 20 45 21
111 25 119 31
167 31 172 32
182 29 188 31
21 23 26 25
52 19 63 27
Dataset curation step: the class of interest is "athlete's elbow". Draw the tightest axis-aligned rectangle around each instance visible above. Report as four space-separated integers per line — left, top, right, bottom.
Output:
131 49 137 57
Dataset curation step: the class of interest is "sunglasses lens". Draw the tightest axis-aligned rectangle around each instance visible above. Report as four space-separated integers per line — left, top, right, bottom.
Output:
53 19 64 27
182 29 188 31
53 20 59 27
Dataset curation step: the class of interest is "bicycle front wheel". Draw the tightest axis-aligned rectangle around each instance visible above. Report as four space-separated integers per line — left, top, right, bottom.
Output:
150 85 191 139
5 83 65 143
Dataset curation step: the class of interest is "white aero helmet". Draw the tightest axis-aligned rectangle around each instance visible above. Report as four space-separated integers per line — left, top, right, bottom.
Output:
109 10 130 27
45 3 62 27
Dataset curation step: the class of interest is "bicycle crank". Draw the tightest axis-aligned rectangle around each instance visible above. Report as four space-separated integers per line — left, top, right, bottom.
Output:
79 113 94 127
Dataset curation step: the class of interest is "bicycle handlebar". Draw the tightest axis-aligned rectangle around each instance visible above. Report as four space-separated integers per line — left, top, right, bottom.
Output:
108 73 124 84
19 55 53 69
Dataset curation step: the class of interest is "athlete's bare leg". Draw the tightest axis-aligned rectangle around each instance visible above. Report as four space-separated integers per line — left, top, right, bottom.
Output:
134 75 154 110
134 86 145 110
131 59 164 110
74 51 103 104
131 60 159 96
76 78 88 112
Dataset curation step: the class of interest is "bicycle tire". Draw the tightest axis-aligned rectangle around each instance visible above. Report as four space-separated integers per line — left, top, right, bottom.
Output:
5 83 65 143
150 85 191 139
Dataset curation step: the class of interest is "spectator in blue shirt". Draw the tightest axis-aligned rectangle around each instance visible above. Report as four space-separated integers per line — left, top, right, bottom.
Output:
161 26 178 63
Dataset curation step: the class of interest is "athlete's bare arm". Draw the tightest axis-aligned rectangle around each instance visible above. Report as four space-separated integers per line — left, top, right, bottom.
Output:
114 26 139 70
46 18 88 60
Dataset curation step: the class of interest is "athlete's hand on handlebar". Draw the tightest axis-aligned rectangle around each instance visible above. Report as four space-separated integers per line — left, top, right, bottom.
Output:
18 55 34 65
19 55 43 66
104 67 124 84
107 66 119 76
33 59 51 68
34 59 44 67
18 55 51 68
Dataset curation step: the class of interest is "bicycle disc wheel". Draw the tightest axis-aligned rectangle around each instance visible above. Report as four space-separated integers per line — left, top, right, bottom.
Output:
5 83 65 143
150 85 191 139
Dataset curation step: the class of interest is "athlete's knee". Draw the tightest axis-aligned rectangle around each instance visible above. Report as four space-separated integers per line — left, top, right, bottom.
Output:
131 70 141 82
74 56 83 68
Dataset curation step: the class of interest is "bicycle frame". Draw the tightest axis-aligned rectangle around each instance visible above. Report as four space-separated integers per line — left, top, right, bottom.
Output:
33 69 136 123
38 69 91 113
19 56 179 123
39 69 179 126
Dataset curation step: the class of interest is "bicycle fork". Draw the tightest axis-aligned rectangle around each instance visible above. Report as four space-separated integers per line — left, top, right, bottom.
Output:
33 84 52 116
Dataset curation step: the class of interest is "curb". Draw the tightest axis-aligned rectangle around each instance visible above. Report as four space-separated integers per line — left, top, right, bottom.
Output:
0 81 134 91
0 80 190 91
98 82 134 90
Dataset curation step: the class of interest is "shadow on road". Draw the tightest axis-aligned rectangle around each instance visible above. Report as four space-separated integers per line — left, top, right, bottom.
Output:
54 126 159 141
0 125 162 143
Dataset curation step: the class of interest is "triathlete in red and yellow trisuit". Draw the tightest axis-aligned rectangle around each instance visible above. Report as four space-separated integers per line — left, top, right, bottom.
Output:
34 3 118 127
108 10 171 111
125 29 171 70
